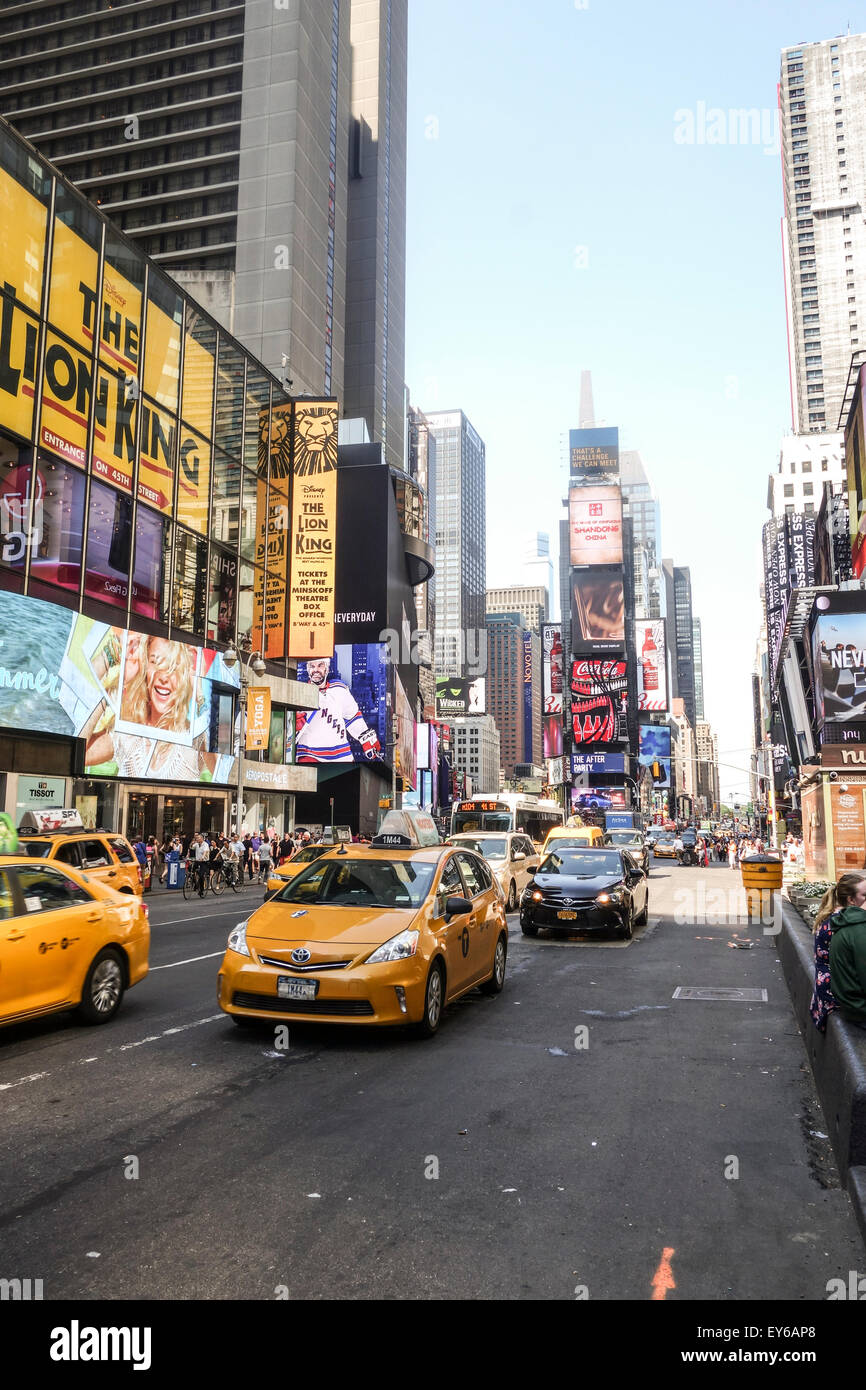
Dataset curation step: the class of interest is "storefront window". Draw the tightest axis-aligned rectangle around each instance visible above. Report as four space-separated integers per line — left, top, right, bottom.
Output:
207 546 237 644
268 707 285 766
214 338 245 460
72 779 117 833
131 505 171 623
0 440 35 576
84 478 132 609
171 526 207 634
29 452 87 597
211 447 239 546
162 796 195 843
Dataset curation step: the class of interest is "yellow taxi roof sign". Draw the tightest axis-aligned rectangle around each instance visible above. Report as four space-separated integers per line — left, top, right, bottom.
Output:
373 809 440 848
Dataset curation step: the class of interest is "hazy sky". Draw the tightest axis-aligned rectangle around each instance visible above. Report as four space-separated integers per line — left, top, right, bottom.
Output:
404 0 863 801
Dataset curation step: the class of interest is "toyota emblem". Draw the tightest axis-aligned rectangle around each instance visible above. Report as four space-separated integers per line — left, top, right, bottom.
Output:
291 947 311 964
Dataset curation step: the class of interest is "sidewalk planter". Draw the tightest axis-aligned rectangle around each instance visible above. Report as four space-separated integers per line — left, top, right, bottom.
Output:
740 853 783 921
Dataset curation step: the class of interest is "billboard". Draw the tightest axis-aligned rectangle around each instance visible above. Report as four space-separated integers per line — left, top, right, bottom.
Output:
845 362 866 578
638 723 671 789
569 427 619 486
571 659 627 745
542 622 563 715
0 592 239 783
811 592 866 727
569 486 622 566
571 751 626 776
394 671 417 792
523 630 534 759
435 676 486 718
296 643 387 763
635 619 668 711
287 400 339 658
543 714 563 758
571 567 625 653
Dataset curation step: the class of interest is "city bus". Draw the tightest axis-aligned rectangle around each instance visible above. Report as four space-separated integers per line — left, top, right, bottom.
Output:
449 794 565 847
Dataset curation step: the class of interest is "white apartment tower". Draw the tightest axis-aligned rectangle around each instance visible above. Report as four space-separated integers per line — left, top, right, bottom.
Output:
780 34 866 433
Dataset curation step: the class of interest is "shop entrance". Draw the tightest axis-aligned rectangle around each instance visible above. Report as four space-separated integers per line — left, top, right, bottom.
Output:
127 793 158 842
162 796 196 844
200 797 226 837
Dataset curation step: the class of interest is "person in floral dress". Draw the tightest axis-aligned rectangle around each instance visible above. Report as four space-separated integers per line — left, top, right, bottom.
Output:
811 873 866 1031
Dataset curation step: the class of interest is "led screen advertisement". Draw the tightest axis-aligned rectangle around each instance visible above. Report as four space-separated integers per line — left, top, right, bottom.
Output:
543 714 562 758
571 659 627 745
569 427 619 486
296 644 387 765
569 486 622 566
542 622 563 715
811 592 866 727
394 671 417 792
571 567 625 653
638 723 671 789
846 362 866 579
635 619 668 711
435 676 486 718
0 591 239 783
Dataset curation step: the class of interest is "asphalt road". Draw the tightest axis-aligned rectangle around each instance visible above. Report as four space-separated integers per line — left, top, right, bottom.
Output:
0 859 861 1301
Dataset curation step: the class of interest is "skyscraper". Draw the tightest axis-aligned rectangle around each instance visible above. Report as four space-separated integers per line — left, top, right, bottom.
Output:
426 410 486 678
671 564 697 729
523 533 556 616
0 0 408 469
780 33 866 433
485 585 549 635
693 617 705 721
620 450 663 619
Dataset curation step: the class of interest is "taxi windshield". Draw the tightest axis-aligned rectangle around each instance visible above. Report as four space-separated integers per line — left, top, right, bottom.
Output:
453 836 507 860
291 846 329 863
274 858 436 909
606 832 641 846
18 840 52 858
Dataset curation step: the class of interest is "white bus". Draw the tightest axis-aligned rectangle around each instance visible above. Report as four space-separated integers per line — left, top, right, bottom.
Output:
449 794 564 847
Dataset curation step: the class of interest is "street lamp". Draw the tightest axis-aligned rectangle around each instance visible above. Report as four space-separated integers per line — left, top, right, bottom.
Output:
222 644 267 834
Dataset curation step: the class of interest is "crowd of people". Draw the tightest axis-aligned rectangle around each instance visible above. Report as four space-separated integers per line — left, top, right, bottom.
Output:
129 827 334 889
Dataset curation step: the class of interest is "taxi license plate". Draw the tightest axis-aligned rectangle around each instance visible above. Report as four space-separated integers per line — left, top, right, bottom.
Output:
277 977 318 1001
557 910 578 920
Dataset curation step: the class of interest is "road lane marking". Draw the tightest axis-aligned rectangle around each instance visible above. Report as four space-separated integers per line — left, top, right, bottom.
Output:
152 908 247 928
149 952 225 971
651 1246 676 1300
0 1070 50 1092
0 1015 227 1091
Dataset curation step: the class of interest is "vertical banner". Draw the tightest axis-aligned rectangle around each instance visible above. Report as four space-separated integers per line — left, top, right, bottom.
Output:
246 686 271 751
256 402 292 661
635 618 668 711
523 630 534 763
288 400 339 657
542 622 563 714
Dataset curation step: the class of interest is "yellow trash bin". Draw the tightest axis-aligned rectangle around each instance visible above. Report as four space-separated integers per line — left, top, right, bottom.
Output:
740 854 783 922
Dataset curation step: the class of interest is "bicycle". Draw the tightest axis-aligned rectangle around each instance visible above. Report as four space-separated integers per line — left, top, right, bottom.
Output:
182 858 209 899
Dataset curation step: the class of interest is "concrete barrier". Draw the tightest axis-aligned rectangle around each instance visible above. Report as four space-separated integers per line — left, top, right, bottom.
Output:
775 895 866 1244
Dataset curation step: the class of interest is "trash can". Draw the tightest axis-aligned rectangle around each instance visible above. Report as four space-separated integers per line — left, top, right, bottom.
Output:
740 853 783 922
166 859 185 890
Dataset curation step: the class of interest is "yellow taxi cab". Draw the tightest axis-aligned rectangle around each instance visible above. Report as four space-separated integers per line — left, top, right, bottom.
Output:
16 808 143 896
218 811 509 1037
541 824 605 855
652 835 679 860
264 843 338 899
0 814 149 1029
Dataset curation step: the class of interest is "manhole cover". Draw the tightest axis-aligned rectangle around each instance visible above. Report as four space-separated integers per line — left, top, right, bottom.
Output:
672 987 768 1002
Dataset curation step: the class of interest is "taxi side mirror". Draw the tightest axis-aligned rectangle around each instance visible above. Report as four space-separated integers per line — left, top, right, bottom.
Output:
512 851 525 862
444 895 472 919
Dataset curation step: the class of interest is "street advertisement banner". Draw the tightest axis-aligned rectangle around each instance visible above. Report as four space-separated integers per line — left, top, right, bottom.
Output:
0 591 239 783
435 676 486 719
638 723 671 789
845 362 866 578
543 714 563 758
574 787 627 811
546 757 564 786
569 485 623 566
394 671 417 792
830 783 866 871
571 658 627 745
811 592 866 726
542 622 563 715
296 643 387 764
569 426 619 486
245 686 271 752
571 751 626 776
523 631 534 759
635 618 668 711
288 400 339 657
570 567 625 653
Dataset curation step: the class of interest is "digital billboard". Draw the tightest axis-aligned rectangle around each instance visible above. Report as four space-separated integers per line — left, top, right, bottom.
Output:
0 592 239 783
542 622 563 715
569 427 619 486
845 362 866 579
296 643 387 763
571 751 626 776
571 659 627 745
394 671 417 792
543 714 562 758
569 486 622 566
635 619 668 711
435 676 485 718
638 723 671 789
571 567 625 653
811 592 866 727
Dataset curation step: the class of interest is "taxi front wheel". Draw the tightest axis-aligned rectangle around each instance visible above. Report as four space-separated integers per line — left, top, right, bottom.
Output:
414 959 445 1038
75 948 125 1025
480 933 507 995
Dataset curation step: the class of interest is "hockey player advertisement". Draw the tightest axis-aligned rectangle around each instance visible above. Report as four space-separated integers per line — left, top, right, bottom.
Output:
296 644 387 764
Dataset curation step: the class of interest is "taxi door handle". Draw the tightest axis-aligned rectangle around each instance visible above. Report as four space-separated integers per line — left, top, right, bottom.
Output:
86 911 101 922
106 870 117 877
6 931 25 941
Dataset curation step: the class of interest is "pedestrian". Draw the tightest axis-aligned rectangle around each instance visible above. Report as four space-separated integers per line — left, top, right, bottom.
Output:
250 830 261 880
827 874 866 1031
243 832 253 881
810 873 866 1031
728 839 738 870
257 835 272 883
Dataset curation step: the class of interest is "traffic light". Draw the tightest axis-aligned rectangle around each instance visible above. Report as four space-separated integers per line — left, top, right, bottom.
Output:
650 760 664 783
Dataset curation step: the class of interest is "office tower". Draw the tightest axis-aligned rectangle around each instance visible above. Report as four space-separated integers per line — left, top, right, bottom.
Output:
485 585 549 635
767 432 845 517
780 33 866 432
695 722 720 816
445 716 501 794
693 618 705 722
662 560 696 728
426 410 486 678
486 613 541 778
0 0 408 469
558 518 572 656
620 450 663 619
524 533 556 616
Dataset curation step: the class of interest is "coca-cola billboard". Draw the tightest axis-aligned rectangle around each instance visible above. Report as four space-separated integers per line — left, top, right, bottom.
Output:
571 659 627 745
635 618 668 711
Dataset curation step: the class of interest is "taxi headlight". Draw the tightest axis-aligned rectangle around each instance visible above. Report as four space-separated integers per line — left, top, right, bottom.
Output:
227 920 251 957
367 929 420 963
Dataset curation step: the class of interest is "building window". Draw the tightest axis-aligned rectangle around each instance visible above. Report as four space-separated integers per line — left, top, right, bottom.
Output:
783 484 794 497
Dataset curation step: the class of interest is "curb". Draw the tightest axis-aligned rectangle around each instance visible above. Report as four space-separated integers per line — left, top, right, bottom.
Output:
775 895 866 1245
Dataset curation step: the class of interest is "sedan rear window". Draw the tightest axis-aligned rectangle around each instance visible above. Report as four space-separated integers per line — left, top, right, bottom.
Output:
274 859 436 908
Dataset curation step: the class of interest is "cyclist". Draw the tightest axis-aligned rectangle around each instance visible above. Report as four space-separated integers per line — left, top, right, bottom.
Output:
192 834 210 896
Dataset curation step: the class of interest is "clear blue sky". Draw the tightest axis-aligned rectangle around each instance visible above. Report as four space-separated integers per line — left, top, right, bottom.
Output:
404 0 865 801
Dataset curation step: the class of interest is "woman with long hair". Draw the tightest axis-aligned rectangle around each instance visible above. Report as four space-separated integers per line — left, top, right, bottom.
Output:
810 872 866 1032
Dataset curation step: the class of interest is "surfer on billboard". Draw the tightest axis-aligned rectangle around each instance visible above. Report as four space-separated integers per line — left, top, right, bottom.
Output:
296 655 382 763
